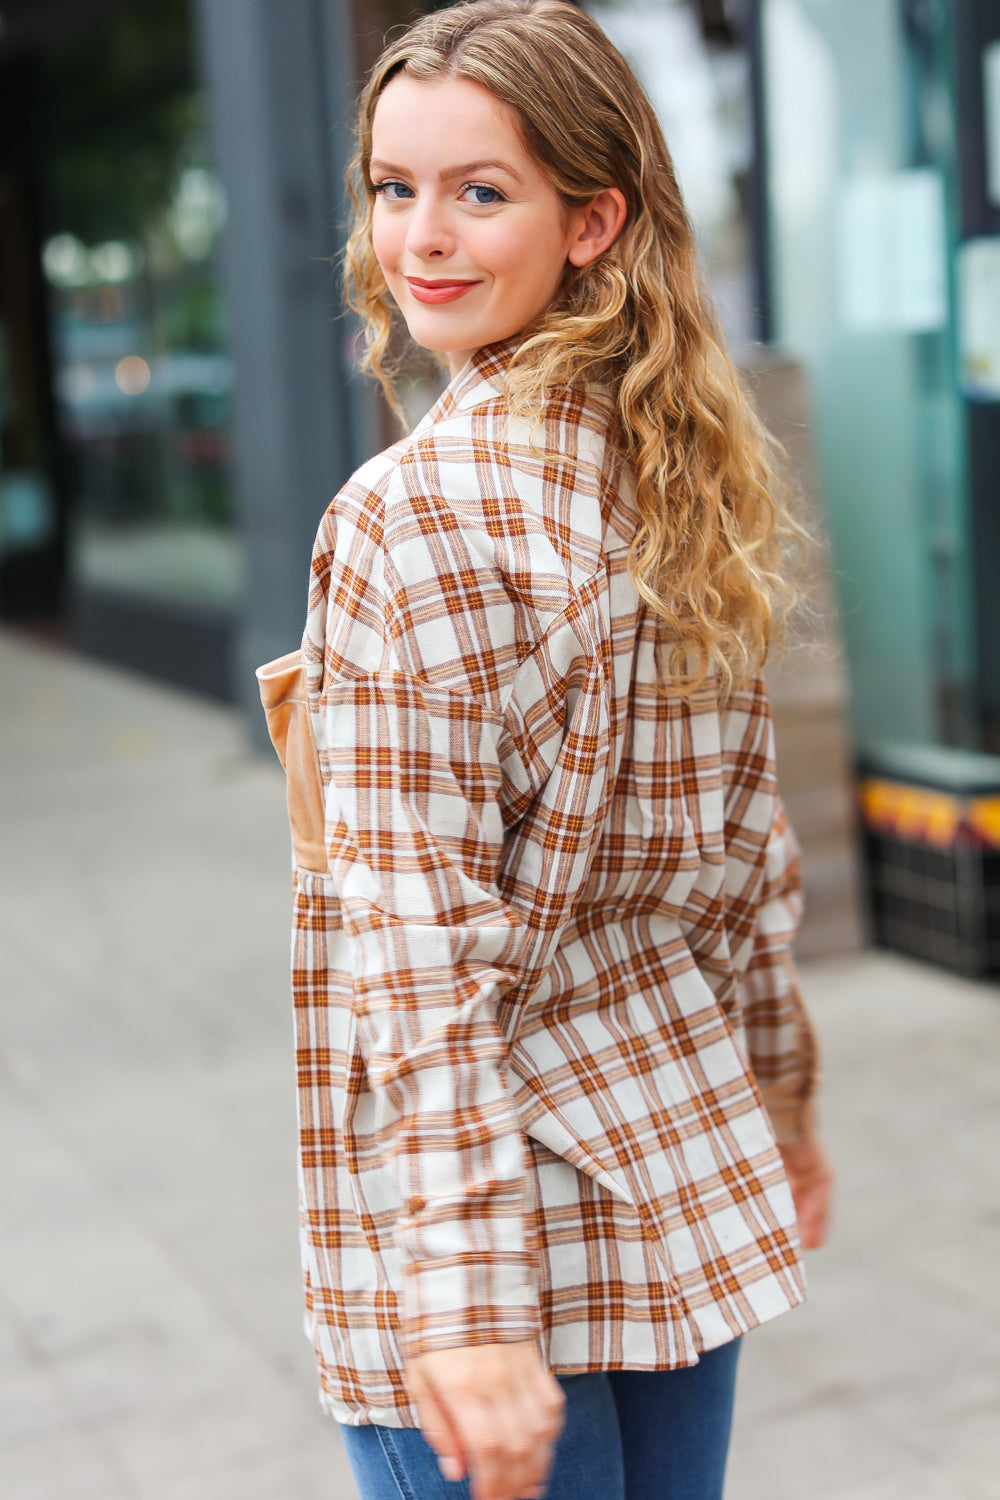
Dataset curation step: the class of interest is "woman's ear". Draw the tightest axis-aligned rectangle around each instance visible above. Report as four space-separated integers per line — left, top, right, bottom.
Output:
567 188 628 267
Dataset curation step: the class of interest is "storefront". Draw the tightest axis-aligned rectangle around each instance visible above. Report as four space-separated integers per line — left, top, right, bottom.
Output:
0 0 770 716
6 0 998 749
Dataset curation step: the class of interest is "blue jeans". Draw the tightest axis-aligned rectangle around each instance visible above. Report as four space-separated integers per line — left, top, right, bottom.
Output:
339 1339 741 1500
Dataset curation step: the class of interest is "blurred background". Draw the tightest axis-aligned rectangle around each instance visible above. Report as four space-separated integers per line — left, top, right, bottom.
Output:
4 0 1000 965
1 2 999 1498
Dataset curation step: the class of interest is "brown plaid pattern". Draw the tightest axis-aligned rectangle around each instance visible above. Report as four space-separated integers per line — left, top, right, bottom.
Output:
261 341 817 1427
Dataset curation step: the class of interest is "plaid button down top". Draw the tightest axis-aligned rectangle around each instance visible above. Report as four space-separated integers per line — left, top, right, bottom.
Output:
258 340 818 1428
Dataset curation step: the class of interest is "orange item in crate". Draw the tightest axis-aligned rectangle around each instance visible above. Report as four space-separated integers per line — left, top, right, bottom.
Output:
859 777 963 847
967 797 1000 848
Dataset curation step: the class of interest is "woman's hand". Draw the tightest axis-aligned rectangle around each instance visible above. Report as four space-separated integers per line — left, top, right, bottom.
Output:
405 1340 565 1500
779 1137 833 1249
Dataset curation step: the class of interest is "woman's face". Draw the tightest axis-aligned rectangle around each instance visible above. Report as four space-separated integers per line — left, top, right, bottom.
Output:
370 74 588 377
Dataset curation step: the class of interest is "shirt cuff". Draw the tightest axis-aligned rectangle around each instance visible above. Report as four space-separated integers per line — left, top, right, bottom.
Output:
762 1091 819 1148
398 1257 541 1361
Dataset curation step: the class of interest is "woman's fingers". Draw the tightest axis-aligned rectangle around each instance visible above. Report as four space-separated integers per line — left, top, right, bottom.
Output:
450 1353 561 1500
405 1341 565 1500
779 1138 833 1250
405 1359 469 1482
797 1177 828 1248
466 1388 559 1499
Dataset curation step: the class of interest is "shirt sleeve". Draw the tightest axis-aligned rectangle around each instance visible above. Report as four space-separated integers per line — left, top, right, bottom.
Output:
739 797 819 1145
310 469 542 1362
722 681 820 1147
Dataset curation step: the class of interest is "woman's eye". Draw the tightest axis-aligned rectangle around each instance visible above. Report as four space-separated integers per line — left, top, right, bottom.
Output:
373 180 413 201
462 183 504 206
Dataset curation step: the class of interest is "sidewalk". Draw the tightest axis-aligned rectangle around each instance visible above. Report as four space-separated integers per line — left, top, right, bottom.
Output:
2 629 998 1500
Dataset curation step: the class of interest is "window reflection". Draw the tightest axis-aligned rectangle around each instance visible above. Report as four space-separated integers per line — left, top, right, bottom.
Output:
41 0 240 611
585 0 758 353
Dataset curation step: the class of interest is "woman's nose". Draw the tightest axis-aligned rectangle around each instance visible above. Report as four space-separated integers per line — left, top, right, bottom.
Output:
405 198 454 260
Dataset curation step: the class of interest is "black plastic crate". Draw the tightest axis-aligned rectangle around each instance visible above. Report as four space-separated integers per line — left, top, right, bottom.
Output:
857 744 1000 979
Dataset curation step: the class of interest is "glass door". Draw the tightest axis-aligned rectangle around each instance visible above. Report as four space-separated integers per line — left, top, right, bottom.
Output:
761 0 974 749
39 0 240 695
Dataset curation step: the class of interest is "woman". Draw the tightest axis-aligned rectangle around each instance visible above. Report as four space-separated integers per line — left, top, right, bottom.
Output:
258 4 832 1497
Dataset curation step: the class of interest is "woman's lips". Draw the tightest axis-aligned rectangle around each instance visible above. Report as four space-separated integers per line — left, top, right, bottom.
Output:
405 277 481 304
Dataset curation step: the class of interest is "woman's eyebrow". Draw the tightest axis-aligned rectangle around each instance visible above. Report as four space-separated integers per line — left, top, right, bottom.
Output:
442 159 524 182
369 157 524 184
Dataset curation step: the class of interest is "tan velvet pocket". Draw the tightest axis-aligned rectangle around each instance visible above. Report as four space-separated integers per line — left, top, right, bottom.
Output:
256 650 327 873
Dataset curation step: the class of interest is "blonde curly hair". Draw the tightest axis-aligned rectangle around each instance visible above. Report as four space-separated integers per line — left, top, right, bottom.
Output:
344 0 805 695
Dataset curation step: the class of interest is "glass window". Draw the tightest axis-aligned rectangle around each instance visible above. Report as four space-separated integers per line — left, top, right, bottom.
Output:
40 0 240 612
761 0 972 747
585 0 759 353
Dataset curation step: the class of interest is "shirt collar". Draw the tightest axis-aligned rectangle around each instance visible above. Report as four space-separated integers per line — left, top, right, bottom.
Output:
413 338 520 433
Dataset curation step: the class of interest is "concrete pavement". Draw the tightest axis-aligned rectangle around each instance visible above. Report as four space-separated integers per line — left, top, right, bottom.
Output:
2 629 998 1500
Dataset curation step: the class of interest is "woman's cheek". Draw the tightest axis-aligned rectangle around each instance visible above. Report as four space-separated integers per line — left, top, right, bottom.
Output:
370 214 397 276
